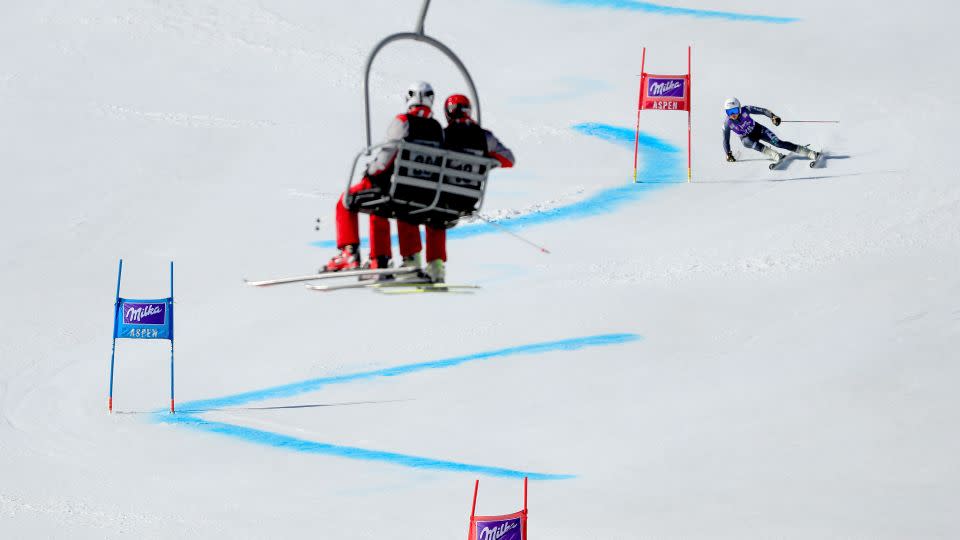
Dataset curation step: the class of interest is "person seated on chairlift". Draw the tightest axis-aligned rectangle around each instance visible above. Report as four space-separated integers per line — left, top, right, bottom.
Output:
394 93 515 283
325 81 443 273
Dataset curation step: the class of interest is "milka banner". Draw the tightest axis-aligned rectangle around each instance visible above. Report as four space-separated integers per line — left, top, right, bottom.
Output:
467 479 527 540
633 46 694 182
641 74 690 111
470 513 525 540
108 260 177 413
114 298 174 340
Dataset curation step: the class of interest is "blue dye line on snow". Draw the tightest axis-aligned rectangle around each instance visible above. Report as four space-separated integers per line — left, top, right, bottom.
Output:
573 122 675 153
176 333 640 411
311 123 680 249
539 0 799 23
156 333 640 479
160 414 573 480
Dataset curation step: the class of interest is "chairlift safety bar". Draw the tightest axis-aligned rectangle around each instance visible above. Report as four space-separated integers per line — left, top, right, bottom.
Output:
344 140 498 219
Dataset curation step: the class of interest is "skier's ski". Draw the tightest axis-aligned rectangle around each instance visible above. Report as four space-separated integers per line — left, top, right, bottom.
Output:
376 284 480 294
304 280 383 292
306 278 431 292
306 280 478 293
245 267 419 287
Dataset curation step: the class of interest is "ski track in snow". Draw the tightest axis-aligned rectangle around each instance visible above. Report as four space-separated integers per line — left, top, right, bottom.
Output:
311 123 682 249
158 333 640 479
535 0 800 23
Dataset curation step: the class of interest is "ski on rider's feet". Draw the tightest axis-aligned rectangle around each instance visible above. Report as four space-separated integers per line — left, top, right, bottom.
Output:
244 267 418 287
306 280 479 293
375 283 480 294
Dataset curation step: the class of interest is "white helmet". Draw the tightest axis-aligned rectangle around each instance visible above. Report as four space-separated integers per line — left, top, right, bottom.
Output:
724 97 741 114
405 81 435 110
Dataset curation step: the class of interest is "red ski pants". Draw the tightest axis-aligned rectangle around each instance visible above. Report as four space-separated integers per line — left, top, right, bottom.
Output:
336 177 391 257
336 177 447 261
397 221 447 262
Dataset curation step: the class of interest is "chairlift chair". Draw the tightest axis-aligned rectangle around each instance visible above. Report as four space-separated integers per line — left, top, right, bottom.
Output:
342 0 499 228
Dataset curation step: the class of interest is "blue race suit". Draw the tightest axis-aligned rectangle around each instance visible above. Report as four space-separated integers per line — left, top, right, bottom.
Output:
723 105 800 155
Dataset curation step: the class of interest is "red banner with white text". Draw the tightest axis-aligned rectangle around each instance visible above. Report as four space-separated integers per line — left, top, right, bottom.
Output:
640 73 690 112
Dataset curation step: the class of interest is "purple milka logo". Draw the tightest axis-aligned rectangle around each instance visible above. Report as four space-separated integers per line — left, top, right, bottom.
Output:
476 518 521 540
123 302 166 325
647 78 685 98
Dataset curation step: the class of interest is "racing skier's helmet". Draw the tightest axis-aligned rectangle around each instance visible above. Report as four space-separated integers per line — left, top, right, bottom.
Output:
405 81 435 110
444 94 472 122
724 97 742 117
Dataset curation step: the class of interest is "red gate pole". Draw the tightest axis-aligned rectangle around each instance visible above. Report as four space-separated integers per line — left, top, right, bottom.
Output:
523 477 529 539
687 45 692 183
523 477 528 512
467 479 479 540
633 47 646 183
471 480 479 518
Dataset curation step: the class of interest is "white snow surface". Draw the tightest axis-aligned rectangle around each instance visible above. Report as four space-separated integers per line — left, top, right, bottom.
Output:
2 1 959 538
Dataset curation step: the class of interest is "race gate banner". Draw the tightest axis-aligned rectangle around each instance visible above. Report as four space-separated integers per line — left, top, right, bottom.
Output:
641 74 690 111
633 47 693 182
108 260 177 413
469 511 526 540
114 297 174 340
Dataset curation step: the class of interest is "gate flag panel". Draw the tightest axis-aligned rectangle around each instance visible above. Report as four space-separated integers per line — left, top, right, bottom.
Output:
633 46 693 183
467 478 528 540
107 260 176 413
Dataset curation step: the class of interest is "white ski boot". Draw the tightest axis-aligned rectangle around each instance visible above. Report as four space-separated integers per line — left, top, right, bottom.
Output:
762 146 785 169
795 144 820 160
424 259 445 284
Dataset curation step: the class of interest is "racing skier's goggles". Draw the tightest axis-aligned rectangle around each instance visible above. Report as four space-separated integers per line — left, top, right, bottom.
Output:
726 107 741 116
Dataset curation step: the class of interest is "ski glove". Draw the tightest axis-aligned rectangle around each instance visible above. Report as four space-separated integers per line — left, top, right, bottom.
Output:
771 115 782 126
726 152 736 162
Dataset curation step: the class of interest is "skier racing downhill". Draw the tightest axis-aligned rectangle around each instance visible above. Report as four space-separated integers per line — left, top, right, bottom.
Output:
722 97 822 168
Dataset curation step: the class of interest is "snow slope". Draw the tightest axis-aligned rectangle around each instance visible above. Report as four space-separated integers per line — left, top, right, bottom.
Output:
1 0 958 538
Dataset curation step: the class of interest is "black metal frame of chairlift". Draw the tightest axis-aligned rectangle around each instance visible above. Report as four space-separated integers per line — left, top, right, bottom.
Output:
343 0 499 227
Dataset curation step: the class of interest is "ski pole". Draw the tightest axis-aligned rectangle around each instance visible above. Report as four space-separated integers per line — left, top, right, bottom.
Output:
781 120 840 124
475 214 551 254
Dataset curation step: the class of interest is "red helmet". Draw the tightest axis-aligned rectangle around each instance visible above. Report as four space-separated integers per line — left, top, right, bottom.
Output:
444 94 472 122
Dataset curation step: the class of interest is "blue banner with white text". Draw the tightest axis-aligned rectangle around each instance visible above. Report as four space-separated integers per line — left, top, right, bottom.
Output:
114 297 173 340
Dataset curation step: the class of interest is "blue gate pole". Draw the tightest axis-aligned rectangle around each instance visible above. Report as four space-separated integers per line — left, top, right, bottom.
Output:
108 259 123 413
169 261 175 414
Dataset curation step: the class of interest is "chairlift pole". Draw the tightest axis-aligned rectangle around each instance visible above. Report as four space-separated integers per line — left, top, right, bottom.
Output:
362 0 482 148
416 0 430 34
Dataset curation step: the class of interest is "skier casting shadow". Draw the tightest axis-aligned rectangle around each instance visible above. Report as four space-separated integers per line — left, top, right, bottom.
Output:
722 97 821 169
